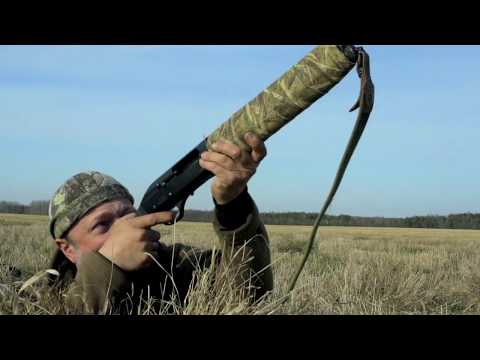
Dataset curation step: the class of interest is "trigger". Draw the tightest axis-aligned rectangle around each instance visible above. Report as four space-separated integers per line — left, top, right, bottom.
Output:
174 197 188 223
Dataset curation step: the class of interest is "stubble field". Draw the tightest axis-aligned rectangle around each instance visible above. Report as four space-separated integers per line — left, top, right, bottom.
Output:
1 213 479 315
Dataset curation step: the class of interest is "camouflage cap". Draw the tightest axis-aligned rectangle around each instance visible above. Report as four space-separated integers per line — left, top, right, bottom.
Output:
48 171 134 239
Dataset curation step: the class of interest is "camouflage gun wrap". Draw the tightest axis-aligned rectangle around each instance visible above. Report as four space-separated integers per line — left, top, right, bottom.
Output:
207 45 355 151
138 45 361 218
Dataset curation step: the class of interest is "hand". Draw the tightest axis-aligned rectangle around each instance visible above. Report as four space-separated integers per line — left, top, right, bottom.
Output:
98 211 176 271
199 132 267 205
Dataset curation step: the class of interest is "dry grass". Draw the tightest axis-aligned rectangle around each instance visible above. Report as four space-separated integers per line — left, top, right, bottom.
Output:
1 213 480 315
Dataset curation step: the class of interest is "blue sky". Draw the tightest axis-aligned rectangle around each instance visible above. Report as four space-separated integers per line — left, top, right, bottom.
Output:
1 45 479 217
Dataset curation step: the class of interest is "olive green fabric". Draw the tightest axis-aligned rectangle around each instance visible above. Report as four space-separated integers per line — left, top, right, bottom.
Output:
60 202 272 314
207 45 355 151
49 171 134 239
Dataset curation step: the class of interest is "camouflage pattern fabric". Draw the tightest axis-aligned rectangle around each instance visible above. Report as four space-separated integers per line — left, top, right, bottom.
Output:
207 45 356 151
48 171 134 239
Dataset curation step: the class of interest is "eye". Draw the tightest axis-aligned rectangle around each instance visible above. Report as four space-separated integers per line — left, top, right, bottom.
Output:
94 221 111 233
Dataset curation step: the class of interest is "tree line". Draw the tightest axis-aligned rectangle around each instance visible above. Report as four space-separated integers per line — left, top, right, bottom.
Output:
1 200 479 230
0 200 50 216
183 210 480 230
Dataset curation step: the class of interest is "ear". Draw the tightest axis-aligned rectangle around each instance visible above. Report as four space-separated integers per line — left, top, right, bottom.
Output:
55 239 78 264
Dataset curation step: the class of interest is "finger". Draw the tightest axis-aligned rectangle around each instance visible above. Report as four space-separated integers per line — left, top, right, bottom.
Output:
199 159 231 178
201 151 236 170
128 211 176 229
200 158 250 182
244 132 267 163
202 159 249 185
211 140 242 160
122 212 137 220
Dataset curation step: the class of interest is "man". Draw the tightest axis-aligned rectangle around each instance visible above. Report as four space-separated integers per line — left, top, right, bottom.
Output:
48 133 273 314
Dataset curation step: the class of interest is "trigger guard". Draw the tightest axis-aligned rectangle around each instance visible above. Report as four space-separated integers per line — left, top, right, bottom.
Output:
172 197 188 224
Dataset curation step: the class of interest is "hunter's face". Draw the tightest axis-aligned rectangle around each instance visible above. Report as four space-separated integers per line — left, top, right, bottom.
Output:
57 199 135 264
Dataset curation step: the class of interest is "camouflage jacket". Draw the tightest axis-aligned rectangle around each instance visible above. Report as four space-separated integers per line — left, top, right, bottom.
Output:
50 193 273 314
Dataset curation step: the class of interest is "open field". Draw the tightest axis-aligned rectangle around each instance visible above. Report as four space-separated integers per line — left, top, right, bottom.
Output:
1 213 480 314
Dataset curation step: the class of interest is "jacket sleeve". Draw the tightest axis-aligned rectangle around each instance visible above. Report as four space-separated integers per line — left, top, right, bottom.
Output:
173 192 273 303
65 251 133 314
211 198 273 302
